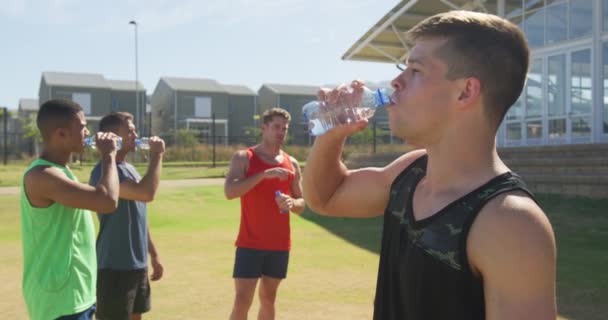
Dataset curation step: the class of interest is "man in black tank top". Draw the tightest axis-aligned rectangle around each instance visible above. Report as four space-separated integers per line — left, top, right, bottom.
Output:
303 10 556 320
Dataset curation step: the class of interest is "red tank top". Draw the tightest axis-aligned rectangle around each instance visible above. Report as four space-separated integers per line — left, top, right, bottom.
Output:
235 147 294 251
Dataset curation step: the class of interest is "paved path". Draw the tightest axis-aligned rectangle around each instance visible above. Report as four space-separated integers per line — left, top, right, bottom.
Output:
0 178 226 196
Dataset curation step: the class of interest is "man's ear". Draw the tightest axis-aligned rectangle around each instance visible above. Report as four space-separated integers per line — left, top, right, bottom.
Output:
457 77 482 107
56 127 68 139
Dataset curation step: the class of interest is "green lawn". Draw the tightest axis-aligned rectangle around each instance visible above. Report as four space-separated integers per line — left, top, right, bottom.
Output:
0 163 228 186
0 186 605 319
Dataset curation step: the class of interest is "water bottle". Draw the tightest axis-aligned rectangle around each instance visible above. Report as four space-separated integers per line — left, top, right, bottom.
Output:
135 137 150 150
302 86 391 136
84 136 123 150
275 190 289 214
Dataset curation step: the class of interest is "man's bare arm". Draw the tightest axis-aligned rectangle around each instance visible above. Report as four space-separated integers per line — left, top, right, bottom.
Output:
469 192 557 320
303 126 424 218
25 154 119 213
147 225 163 281
285 157 305 214
120 138 165 202
224 150 291 200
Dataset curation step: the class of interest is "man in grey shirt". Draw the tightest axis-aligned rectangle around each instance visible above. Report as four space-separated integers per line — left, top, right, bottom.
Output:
89 112 165 320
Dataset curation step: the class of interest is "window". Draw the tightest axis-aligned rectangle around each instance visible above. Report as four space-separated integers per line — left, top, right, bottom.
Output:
72 93 91 115
524 7 545 47
571 49 592 115
526 60 543 118
546 2 568 44
194 97 211 118
604 0 608 31
569 0 593 39
548 54 566 116
602 42 608 133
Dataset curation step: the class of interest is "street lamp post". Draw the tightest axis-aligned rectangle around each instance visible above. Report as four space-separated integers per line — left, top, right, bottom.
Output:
129 20 140 135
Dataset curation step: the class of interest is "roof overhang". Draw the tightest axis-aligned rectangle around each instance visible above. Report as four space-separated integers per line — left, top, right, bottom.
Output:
342 0 502 65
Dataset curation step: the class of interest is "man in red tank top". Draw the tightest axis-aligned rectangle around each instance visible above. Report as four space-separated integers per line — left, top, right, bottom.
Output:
224 108 305 320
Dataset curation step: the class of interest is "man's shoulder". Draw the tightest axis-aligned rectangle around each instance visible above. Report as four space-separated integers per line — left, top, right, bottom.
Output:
232 149 252 162
470 191 552 258
383 149 427 180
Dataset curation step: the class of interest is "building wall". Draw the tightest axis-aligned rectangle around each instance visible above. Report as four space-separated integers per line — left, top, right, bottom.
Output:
110 90 148 134
257 86 278 114
228 95 256 144
45 85 112 118
151 80 174 136
497 0 608 147
175 90 229 130
110 90 146 115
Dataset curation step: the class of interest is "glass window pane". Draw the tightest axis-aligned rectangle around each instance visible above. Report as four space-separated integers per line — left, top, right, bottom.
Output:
508 93 524 120
603 42 608 134
546 3 567 44
524 8 545 47
571 117 592 137
524 0 543 11
526 59 543 118
549 119 566 138
604 0 608 31
570 0 593 39
526 120 543 139
506 0 523 19
571 49 592 115
507 122 522 140
548 54 566 116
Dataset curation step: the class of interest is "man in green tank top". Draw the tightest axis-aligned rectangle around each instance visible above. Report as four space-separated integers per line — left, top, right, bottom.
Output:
21 99 121 320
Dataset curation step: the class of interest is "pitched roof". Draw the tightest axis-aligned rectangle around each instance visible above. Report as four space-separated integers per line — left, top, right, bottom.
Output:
342 0 499 63
107 79 145 91
223 84 256 96
18 98 39 111
162 77 227 93
261 83 320 96
42 71 109 89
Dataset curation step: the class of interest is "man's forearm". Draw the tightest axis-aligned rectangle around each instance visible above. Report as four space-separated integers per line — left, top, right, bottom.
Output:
291 198 306 214
303 135 348 211
98 153 119 202
147 228 158 259
140 153 163 199
225 172 265 199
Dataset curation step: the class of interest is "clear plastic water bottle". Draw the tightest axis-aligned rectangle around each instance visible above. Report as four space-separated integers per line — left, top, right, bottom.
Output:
275 190 289 214
135 137 150 150
84 136 123 150
302 87 391 136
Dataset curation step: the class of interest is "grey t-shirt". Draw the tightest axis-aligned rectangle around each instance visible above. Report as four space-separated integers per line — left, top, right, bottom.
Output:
89 162 148 270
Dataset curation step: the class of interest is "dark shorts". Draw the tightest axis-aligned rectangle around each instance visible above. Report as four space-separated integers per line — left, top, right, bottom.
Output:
55 304 96 320
233 247 290 279
96 268 151 320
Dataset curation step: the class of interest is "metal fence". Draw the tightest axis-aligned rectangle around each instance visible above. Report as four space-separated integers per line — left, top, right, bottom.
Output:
1 118 403 164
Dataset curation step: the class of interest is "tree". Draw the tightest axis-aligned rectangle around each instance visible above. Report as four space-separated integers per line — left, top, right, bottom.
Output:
175 129 198 147
21 113 41 142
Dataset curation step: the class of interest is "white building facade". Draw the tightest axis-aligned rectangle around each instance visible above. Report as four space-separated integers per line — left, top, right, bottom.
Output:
498 0 608 147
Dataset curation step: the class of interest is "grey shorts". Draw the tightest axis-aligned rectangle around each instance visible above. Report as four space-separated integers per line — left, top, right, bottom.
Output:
233 247 290 279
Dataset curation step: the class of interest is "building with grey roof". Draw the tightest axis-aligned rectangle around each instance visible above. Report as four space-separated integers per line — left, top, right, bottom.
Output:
151 77 257 145
257 83 320 144
224 84 257 145
39 71 146 133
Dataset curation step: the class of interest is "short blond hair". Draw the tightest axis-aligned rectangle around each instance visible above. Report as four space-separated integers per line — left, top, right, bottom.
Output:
262 108 291 124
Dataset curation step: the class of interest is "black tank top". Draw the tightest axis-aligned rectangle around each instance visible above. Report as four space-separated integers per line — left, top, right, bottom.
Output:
373 155 534 320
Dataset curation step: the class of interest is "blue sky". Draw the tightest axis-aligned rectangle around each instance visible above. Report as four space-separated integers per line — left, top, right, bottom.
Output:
1 0 400 110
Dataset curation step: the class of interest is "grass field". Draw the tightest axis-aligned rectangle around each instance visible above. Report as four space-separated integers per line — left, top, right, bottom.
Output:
0 185 606 319
0 163 229 186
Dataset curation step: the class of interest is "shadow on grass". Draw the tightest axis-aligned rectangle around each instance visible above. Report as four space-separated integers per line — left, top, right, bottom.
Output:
301 194 608 320
300 207 383 255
